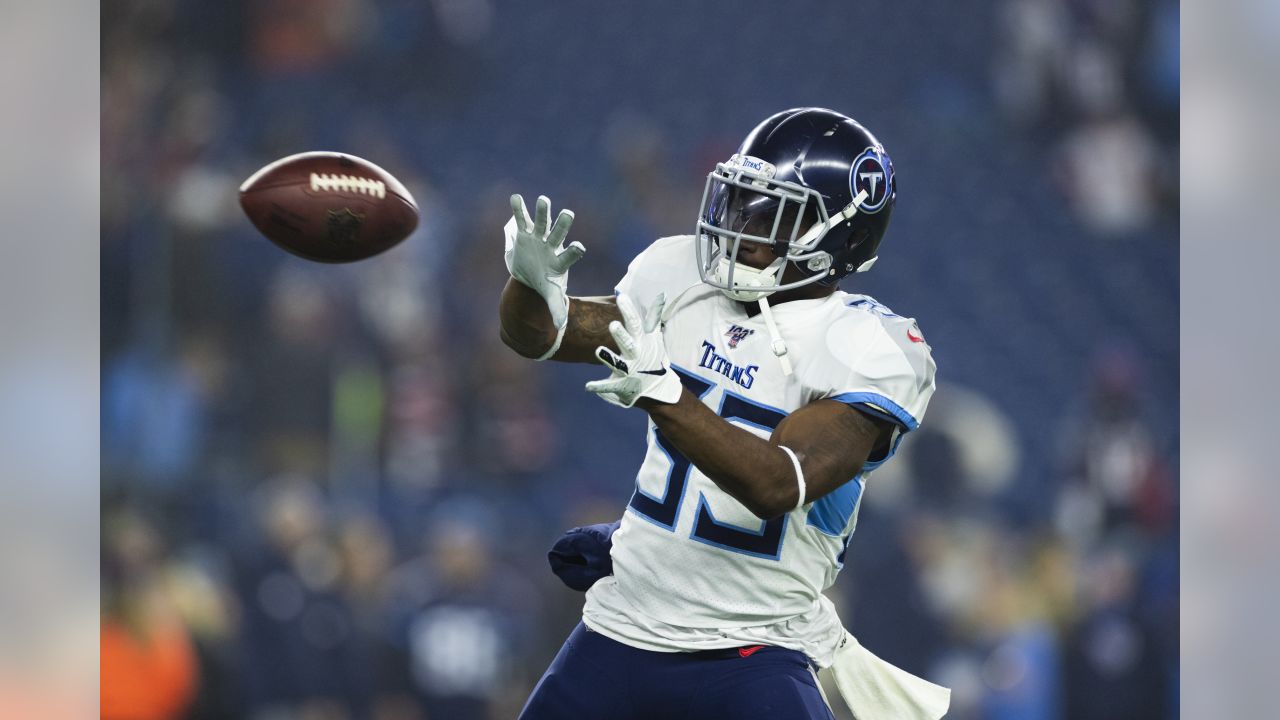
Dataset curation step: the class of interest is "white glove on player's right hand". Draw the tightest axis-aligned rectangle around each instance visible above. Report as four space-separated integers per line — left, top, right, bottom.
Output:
504 194 584 330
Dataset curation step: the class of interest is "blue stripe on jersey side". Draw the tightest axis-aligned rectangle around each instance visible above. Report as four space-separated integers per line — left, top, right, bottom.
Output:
688 493 788 561
828 391 919 432
806 474 865 537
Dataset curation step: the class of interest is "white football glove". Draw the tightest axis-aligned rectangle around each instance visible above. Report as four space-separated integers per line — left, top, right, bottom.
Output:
504 194 584 332
585 293 683 409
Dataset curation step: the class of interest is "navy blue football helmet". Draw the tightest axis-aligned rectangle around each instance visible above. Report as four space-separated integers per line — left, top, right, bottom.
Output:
696 108 896 301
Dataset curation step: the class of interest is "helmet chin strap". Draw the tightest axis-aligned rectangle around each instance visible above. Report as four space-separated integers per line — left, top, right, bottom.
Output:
756 294 793 377
711 255 794 376
714 255 786 303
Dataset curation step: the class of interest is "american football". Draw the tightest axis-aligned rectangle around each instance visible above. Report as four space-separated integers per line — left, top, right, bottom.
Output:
239 151 418 263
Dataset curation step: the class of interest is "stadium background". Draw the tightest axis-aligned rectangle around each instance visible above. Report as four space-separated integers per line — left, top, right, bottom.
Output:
100 1 1179 718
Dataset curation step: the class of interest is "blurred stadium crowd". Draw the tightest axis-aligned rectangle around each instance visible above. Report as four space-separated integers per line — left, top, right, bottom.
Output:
101 0 1178 718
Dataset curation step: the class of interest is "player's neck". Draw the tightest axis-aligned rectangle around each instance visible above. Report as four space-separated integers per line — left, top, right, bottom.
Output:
739 283 834 316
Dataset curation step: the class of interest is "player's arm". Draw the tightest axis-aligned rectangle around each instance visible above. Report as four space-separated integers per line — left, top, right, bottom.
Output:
497 194 624 363
499 284 622 364
641 394 893 520
585 293 894 519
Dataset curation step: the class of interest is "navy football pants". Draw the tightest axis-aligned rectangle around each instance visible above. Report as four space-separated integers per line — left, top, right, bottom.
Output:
519 622 835 719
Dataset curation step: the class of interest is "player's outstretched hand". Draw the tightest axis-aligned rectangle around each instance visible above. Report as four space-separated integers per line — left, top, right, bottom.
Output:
504 194 585 329
586 293 682 408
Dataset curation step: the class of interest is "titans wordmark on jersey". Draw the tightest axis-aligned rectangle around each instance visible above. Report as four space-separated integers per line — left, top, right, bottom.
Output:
581 235 936 668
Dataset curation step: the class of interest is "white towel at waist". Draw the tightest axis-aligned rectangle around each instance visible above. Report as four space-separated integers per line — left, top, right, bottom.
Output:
818 630 951 720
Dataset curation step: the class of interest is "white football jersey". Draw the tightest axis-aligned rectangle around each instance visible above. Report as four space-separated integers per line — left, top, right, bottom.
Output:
581 235 937 668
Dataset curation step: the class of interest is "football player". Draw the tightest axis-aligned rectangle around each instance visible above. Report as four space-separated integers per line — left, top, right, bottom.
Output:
500 108 938 719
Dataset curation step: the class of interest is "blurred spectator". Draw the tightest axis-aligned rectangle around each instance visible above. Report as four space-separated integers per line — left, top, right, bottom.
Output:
995 0 1178 232
102 331 228 490
464 346 559 481
248 267 344 477
1062 546 1169 720
993 0 1071 128
234 476 368 719
385 502 544 719
844 506 948 677
102 511 200 720
1056 346 1175 549
163 551 244 720
249 0 364 75
1054 109 1162 235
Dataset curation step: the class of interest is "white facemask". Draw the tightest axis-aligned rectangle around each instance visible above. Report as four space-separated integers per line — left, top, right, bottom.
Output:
711 255 787 302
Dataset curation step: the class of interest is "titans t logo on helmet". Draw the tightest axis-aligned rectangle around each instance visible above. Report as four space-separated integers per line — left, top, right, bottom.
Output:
850 149 893 214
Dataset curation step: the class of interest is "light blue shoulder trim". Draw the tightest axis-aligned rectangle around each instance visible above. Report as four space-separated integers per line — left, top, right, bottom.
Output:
829 391 919 432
